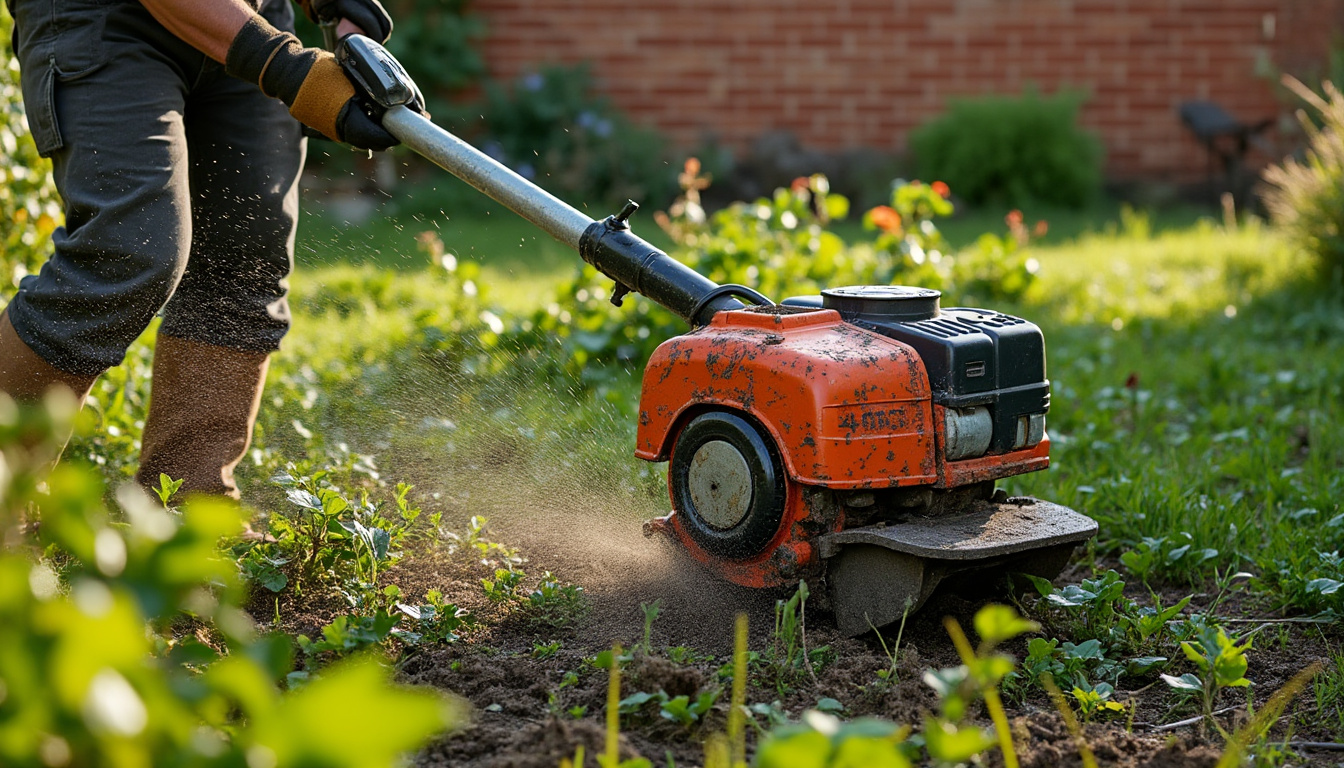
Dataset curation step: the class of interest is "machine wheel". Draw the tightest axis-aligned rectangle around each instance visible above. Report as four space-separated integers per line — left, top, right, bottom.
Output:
670 411 787 559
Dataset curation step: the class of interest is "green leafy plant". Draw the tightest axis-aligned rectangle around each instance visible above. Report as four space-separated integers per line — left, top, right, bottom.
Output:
0 395 458 767
1161 625 1254 736
638 599 662 656
245 468 433 596
923 605 1039 767
394 589 475 645
1069 680 1127 723
480 566 526 601
298 611 401 658
1262 76 1344 282
910 87 1102 208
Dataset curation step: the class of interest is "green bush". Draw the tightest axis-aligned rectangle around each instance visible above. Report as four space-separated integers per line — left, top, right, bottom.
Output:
479 63 673 210
1262 76 1344 282
0 12 62 296
910 88 1102 208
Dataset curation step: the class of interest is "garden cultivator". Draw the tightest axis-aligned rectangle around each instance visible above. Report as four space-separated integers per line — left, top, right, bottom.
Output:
339 36 1097 635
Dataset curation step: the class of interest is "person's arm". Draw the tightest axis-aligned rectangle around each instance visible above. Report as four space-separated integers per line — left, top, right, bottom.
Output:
138 0 368 63
137 0 396 150
138 0 253 63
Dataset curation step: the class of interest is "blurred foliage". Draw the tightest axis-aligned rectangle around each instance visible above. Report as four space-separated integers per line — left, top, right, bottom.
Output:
911 88 1102 209
479 63 674 210
1262 76 1344 283
293 0 485 116
522 162 1038 389
0 12 61 297
0 394 460 767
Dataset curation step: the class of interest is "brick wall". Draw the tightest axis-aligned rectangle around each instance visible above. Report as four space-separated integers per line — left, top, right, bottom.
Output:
475 0 1344 181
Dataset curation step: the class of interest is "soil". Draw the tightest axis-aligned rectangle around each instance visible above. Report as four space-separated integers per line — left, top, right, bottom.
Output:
255 478 1343 766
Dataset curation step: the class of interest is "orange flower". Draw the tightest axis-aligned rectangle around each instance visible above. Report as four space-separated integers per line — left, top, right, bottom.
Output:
791 177 811 193
868 205 902 233
932 180 950 198
684 157 701 177
1005 209 1024 228
1033 219 1049 238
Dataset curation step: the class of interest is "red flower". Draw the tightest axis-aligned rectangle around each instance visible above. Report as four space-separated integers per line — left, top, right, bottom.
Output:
1005 209 1024 228
1033 220 1049 238
1124 372 1140 389
791 177 810 193
932 180 950 198
868 205 902 233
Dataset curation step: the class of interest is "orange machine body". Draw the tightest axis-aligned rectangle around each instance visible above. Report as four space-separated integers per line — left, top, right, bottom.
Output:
636 307 1050 587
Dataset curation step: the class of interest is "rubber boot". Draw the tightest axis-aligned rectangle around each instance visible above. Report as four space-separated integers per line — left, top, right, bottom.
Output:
0 310 100 404
135 333 270 500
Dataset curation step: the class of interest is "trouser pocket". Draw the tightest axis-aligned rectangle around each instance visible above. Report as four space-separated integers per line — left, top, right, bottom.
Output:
19 59 62 156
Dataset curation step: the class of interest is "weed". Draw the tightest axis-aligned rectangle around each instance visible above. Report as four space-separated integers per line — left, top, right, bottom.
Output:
532 640 563 659
152 473 184 508
869 600 911 685
527 572 585 619
618 689 721 728
1311 650 1344 740
769 580 826 691
1069 680 1128 723
1161 625 1254 736
481 567 526 601
393 589 475 645
638 599 663 656
443 515 521 566
297 611 400 658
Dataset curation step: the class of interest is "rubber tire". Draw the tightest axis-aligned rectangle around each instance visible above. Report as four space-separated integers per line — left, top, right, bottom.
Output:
670 411 787 560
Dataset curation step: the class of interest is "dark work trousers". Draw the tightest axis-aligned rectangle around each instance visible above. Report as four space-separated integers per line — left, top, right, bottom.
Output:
7 0 305 377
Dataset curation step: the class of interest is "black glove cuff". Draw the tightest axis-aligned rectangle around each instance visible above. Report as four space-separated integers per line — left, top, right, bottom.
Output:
224 16 288 85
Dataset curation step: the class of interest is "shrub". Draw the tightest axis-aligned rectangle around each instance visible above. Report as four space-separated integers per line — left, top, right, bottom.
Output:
910 88 1102 208
478 63 673 209
0 12 62 295
1262 76 1344 282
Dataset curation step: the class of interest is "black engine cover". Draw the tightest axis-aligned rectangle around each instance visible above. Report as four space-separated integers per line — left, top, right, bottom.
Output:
785 286 1050 455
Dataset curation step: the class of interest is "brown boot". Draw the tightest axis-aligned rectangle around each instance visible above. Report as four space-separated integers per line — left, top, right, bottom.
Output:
136 333 270 500
0 310 100 403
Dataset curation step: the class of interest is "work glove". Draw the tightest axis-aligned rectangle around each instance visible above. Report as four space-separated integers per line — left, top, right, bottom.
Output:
226 16 397 150
297 0 392 43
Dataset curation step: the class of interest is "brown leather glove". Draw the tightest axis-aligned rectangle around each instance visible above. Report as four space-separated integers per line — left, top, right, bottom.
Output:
225 16 396 150
297 0 392 43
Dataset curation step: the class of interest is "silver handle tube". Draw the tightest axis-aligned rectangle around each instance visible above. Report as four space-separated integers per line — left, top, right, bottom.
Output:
382 105 595 249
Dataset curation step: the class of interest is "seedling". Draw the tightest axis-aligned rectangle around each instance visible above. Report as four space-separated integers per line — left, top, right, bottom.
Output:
924 604 1039 767
532 640 563 659
481 567 526 601
1161 625 1253 736
297 611 400 658
1069 680 1127 723
393 590 475 646
770 580 825 691
638 599 663 656
153 473 184 508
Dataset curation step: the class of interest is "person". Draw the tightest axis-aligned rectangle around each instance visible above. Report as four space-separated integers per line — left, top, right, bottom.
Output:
1 0 406 498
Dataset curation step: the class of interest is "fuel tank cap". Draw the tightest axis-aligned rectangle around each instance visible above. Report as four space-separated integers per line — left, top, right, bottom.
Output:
821 285 941 322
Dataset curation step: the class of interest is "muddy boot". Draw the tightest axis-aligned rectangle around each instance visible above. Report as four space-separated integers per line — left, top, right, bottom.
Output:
136 333 269 500
0 310 101 404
